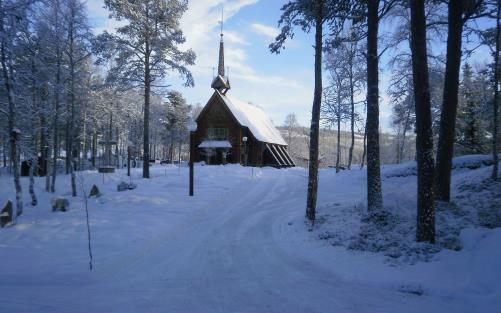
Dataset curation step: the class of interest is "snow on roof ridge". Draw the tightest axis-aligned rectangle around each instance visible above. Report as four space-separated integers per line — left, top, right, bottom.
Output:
217 91 287 146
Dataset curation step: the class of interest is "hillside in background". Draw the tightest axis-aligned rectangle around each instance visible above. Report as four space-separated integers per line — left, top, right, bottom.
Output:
278 126 417 168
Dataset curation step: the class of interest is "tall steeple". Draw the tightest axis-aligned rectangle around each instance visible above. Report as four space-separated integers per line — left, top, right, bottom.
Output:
211 7 230 94
217 19 225 77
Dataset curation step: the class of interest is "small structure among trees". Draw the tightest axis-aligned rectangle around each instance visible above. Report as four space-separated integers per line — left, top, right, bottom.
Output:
192 31 294 168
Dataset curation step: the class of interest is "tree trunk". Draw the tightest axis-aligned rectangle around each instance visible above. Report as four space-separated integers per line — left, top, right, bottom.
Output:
51 3 61 193
3 142 6 167
29 58 38 205
366 0 383 212
40 115 47 175
143 24 151 178
82 114 87 170
169 137 174 163
29 157 38 206
106 112 112 166
305 1 323 223
65 122 70 174
178 139 182 163
69 35 77 197
410 0 436 243
51 57 60 193
348 91 355 170
92 128 97 168
115 126 120 168
492 0 500 180
45 138 51 192
400 107 411 163
348 44 355 170
360 121 367 169
336 115 341 173
435 0 463 200
11 135 22 218
1 26 23 218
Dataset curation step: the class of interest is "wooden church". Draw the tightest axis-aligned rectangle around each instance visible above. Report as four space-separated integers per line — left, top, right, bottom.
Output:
192 31 294 168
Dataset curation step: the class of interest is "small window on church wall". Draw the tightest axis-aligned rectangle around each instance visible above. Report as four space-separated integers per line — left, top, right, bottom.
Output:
207 128 228 140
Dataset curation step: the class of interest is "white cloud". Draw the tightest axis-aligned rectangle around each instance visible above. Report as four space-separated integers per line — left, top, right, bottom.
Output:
250 23 279 39
85 0 126 34
224 31 249 45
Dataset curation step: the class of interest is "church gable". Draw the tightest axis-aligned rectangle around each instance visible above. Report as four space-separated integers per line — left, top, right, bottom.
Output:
196 93 242 145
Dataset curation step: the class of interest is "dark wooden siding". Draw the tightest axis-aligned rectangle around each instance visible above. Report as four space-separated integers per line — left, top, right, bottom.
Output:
194 94 262 166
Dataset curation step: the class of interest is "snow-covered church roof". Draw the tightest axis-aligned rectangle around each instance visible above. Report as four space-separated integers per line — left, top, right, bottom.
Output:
215 91 287 146
202 24 286 146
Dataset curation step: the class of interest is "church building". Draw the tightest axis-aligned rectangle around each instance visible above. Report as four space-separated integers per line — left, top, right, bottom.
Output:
192 29 294 168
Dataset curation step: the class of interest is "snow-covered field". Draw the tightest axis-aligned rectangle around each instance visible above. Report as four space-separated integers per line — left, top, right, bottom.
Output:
0 159 500 313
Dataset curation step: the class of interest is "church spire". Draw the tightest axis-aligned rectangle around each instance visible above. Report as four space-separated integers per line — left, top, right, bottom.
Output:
211 7 230 94
218 10 225 77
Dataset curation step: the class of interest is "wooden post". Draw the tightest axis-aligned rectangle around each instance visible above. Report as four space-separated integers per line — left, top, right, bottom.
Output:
127 146 131 177
244 141 248 166
189 131 194 196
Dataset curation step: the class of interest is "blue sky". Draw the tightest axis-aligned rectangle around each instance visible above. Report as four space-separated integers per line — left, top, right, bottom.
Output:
86 0 495 133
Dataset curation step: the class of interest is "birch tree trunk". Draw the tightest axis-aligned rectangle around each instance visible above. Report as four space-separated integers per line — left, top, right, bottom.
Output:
45 136 51 192
1 38 23 218
336 114 341 173
51 0 62 193
29 158 38 206
348 43 355 170
68 23 77 197
143 33 151 178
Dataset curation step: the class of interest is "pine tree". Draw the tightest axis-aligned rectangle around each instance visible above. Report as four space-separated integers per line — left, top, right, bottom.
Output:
100 0 195 178
457 63 486 153
164 90 189 163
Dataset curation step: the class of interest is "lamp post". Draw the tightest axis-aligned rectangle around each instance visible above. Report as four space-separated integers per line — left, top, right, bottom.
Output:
243 136 248 166
127 145 131 177
187 118 197 196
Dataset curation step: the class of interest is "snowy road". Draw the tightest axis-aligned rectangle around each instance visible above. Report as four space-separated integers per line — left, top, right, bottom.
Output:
0 165 499 312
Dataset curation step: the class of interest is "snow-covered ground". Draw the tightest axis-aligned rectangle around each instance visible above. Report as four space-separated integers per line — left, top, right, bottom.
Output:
0 158 500 313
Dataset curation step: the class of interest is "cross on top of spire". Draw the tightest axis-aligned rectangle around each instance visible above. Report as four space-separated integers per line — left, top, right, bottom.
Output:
220 8 224 40
211 6 230 94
